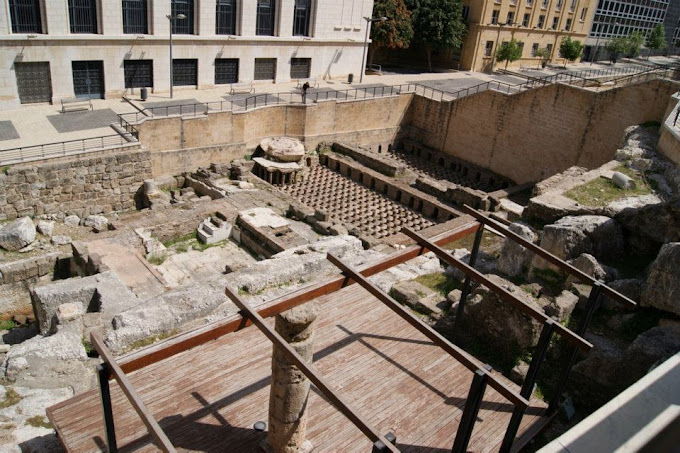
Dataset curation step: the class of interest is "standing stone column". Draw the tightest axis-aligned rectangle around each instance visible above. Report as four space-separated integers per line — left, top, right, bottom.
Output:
264 303 318 453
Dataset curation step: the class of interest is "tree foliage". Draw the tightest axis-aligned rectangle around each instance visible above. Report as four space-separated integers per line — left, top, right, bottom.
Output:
409 0 467 71
646 24 667 52
559 37 584 62
371 0 414 50
535 47 551 68
496 39 522 68
605 36 628 63
625 31 645 57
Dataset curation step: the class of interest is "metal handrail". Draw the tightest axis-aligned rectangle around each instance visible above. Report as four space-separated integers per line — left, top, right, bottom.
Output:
0 134 136 166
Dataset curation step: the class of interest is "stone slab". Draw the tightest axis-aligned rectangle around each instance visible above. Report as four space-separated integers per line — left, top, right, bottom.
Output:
0 120 20 141
46 109 119 133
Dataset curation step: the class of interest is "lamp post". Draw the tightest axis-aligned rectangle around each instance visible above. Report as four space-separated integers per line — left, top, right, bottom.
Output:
167 13 187 98
360 16 388 83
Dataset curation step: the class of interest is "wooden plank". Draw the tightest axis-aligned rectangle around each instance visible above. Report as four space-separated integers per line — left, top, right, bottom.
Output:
461 205 637 309
90 333 176 453
326 253 529 410
403 227 593 352
226 287 400 452
117 218 480 374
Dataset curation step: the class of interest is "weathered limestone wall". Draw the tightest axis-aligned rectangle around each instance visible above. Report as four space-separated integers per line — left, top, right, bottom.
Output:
137 95 412 176
658 93 680 166
405 79 680 183
0 148 151 220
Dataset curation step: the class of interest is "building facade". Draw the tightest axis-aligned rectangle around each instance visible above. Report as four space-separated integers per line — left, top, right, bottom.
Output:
663 0 680 52
585 0 670 60
0 0 374 109
460 0 598 72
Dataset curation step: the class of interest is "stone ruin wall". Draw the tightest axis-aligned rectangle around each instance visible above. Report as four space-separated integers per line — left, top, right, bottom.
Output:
658 93 680 167
136 95 412 176
405 78 680 184
0 147 151 221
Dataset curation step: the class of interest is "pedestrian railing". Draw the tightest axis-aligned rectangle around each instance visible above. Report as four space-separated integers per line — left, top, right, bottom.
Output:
0 134 138 166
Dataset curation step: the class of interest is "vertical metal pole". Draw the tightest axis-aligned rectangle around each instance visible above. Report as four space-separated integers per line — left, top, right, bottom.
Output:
548 282 603 413
169 18 174 99
499 319 556 453
451 369 488 453
97 364 117 453
453 224 485 327
360 18 370 84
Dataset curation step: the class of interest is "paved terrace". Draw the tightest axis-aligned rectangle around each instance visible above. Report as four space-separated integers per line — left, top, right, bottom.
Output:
48 284 548 453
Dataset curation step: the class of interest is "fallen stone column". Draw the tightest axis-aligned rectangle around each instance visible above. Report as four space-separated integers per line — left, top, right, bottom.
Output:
265 303 318 453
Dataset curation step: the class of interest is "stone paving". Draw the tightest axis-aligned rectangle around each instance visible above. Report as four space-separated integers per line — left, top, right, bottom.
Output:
0 121 19 141
46 108 120 133
281 165 435 239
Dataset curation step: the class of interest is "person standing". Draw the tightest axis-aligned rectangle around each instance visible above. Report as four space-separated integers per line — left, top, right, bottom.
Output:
302 81 310 103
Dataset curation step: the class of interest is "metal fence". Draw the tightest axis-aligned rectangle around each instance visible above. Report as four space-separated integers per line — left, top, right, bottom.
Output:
0 134 137 166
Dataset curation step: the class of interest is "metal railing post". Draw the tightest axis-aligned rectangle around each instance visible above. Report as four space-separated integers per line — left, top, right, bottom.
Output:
548 281 603 413
451 369 488 453
97 364 118 453
499 319 556 453
453 224 485 328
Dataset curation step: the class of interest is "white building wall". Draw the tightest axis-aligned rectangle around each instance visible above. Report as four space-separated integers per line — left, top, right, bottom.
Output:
0 0 373 110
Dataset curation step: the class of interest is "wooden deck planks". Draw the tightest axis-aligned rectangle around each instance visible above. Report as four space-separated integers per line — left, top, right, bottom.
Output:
49 284 547 452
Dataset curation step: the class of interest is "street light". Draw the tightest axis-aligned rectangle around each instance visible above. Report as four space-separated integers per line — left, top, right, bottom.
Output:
167 13 187 98
360 16 389 83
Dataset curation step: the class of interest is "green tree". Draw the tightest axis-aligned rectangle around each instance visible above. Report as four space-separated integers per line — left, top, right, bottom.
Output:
625 31 645 57
646 24 667 57
559 36 584 63
409 0 466 71
369 0 414 66
605 36 628 64
535 47 551 68
496 39 522 69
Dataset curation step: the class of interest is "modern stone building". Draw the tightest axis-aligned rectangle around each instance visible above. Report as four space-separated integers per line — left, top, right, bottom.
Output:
459 0 598 72
0 0 374 109
585 0 671 60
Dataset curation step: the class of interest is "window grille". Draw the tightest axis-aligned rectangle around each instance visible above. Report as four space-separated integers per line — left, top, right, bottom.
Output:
257 0 276 35
122 0 148 34
293 0 311 36
9 0 42 34
172 0 194 34
69 0 98 34
216 0 237 34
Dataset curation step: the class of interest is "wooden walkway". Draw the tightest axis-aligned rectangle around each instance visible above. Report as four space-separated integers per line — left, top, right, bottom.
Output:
48 285 548 452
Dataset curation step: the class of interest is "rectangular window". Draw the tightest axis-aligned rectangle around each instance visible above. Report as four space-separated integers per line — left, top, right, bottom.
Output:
68 0 98 33
491 10 500 24
216 0 237 35
537 15 545 27
171 0 194 34
293 0 311 36
527 0 533 5
556 0 563 9
215 58 239 84
124 60 153 88
531 43 539 56
522 13 530 27
580 7 588 21
507 11 515 24
9 0 42 34
172 59 198 86
257 0 276 36
546 43 553 54
552 16 559 29
565 18 572 30
122 0 148 34
290 57 311 79
485 40 494 56
462 5 470 21
542 0 548 8
570 0 577 10
518 41 525 55
254 58 277 80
